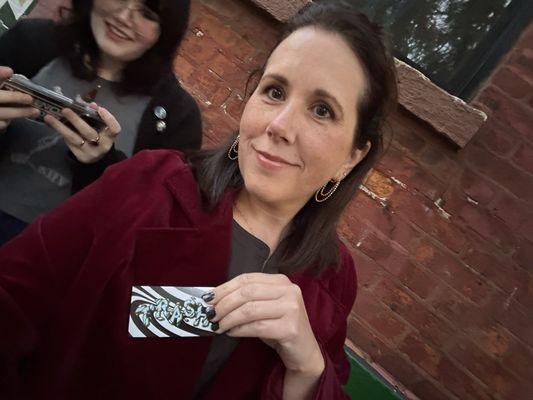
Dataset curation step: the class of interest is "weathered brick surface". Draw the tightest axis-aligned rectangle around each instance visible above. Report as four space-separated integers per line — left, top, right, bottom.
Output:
28 2 533 399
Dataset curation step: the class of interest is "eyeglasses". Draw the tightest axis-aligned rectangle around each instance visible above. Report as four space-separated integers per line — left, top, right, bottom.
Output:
94 0 160 35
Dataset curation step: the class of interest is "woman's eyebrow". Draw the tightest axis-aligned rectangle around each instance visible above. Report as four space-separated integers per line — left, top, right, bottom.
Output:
314 88 345 120
262 73 289 86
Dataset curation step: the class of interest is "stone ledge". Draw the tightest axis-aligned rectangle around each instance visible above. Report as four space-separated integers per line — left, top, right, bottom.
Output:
250 0 310 22
248 0 488 148
396 59 487 147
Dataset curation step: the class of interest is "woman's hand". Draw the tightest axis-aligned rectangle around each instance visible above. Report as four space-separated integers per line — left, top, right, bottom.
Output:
44 105 121 164
0 66 40 133
206 273 325 377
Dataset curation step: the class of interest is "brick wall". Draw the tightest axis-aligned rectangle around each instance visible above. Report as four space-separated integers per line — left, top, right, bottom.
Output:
28 1 532 399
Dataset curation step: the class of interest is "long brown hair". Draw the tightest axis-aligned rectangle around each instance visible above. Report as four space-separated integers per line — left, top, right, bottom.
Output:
189 2 398 274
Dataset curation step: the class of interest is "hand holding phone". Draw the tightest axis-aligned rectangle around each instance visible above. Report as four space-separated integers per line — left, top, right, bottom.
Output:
0 67 40 132
0 67 122 163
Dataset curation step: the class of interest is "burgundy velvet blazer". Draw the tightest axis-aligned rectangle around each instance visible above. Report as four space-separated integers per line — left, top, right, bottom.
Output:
0 150 357 399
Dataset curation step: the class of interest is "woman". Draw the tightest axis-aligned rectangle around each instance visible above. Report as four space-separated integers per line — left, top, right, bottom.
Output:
0 0 201 243
0 3 397 399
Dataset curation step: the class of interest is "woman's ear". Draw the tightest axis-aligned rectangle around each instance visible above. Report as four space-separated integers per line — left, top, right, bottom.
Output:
334 141 371 181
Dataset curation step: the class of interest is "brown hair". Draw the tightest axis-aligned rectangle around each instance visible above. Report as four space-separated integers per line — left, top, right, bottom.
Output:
189 2 398 274
56 0 191 95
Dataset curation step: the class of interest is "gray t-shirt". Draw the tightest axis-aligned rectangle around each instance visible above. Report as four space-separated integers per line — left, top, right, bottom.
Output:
0 58 150 222
192 220 280 399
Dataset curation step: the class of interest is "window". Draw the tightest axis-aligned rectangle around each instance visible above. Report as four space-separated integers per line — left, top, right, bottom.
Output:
317 0 532 100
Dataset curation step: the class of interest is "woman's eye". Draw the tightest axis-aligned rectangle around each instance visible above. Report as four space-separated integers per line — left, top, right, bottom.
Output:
141 7 160 22
313 104 334 119
266 86 284 101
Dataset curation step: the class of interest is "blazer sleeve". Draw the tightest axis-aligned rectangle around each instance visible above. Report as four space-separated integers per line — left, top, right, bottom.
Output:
0 160 111 397
260 248 357 399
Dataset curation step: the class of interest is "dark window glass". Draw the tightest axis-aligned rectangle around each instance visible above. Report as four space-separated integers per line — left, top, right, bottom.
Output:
317 0 532 99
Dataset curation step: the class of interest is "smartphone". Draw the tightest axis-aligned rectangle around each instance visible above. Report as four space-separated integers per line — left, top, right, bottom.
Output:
0 74 106 131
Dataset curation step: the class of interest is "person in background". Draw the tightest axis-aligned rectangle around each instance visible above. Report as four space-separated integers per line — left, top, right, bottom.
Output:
0 3 397 399
0 0 201 244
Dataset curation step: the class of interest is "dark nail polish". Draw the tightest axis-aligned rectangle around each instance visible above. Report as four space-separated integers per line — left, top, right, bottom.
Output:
211 322 219 331
202 291 215 302
206 307 216 320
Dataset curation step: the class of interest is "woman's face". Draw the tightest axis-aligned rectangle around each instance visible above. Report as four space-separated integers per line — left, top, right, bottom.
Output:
238 27 369 210
91 0 161 63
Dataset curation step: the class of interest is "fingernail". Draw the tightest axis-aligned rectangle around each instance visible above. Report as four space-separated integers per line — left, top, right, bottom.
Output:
202 291 215 302
211 322 219 331
206 307 216 320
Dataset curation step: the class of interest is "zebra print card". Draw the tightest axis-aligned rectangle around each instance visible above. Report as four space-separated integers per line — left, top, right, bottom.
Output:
129 286 217 337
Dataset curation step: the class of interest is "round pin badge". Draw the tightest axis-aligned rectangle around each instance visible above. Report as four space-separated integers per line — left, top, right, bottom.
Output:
154 106 167 120
156 120 167 132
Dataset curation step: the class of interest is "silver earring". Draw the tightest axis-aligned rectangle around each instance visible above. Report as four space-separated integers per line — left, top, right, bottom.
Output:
315 179 341 203
227 135 239 160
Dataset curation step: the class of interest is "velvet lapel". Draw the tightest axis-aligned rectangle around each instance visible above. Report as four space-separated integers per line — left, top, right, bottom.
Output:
125 168 237 398
131 168 236 287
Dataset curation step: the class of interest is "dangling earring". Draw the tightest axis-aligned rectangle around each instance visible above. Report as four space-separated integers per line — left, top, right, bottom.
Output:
227 135 239 160
315 179 341 203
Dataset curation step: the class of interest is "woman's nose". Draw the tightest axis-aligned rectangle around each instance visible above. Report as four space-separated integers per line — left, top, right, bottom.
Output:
115 4 135 24
266 104 298 144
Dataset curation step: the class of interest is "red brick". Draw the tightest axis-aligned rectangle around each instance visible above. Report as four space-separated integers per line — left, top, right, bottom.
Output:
173 55 195 82
518 217 533 243
364 170 395 199
199 104 238 144
411 379 455 400
444 189 518 253
409 237 493 304
179 33 221 66
377 147 445 201
491 295 533 347
390 189 467 253
344 191 399 241
490 191 532 231
512 141 533 175
222 91 246 120
185 67 232 107
374 352 425 389
501 330 533 383
458 168 499 205
346 315 390 361
353 289 410 344
192 12 257 63
463 324 510 358
471 120 519 158
373 277 455 346
477 86 533 142
462 245 530 307
429 284 489 328
465 323 533 382
449 338 531 399
349 251 383 291
400 334 493 400
337 210 370 248
209 53 248 90
465 145 533 202
492 66 533 99
513 237 533 269
389 115 427 156
508 47 533 81
417 145 462 184
356 232 439 300
436 356 493 400
399 334 442 379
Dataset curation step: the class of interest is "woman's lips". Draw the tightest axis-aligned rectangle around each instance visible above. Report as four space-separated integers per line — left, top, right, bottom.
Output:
256 149 297 168
105 21 132 42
